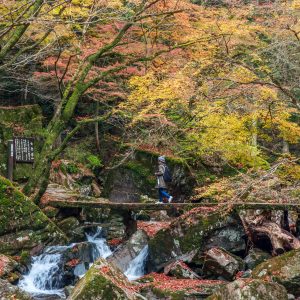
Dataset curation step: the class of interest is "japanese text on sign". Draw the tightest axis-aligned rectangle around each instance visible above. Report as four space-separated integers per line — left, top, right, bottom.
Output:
13 137 34 163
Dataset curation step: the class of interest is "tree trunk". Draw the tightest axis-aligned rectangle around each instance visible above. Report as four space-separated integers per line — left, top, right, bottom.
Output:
240 210 300 255
23 118 65 202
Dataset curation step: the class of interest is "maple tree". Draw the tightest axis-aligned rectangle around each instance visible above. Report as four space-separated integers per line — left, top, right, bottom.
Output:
122 1 300 170
1 0 201 203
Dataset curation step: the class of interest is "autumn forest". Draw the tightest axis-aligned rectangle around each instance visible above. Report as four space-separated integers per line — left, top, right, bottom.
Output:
0 1 300 299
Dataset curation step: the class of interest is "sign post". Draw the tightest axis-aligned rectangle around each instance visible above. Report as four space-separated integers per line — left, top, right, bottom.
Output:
6 137 35 181
7 140 14 181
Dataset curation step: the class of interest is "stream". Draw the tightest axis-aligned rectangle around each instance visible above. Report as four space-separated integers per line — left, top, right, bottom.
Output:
18 227 148 299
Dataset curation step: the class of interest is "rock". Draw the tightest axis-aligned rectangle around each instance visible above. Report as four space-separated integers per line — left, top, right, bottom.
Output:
202 247 245 280
0 278 33 300
138 273 225 299
61 242 94 283
207 279 288 300
0 254 21 283
64 285 75 298
244 248 271 270
68 258 142 299
164 260 200 279
0 176 67 255
43 206 59 218
135 211 151 221
252 249 300 296
107 230 148 272
102 150 195 203
57 217 85 242
148 207 245 271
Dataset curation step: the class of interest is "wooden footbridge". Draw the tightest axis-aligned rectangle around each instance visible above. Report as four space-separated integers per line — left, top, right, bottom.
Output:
48 199 300 212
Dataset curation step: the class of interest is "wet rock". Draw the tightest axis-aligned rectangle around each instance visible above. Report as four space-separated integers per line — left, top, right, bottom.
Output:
138 273 225 299
148 207 245 271
0 176 67 256
202 247 245 280
61 242 94 282
252 249 300 296
57 217 85 242
68 258 142 299
64 285 75 298
107 230 148 272
0 278 33 299
244 248 271 270
207 278 288 300
0 254 21 283
164 260 200 279
107 214 126 241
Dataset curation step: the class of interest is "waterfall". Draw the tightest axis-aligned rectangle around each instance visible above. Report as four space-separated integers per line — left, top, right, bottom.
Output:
125 245 149 281
86 227 112 260
18 227 112 298
18 246 69 298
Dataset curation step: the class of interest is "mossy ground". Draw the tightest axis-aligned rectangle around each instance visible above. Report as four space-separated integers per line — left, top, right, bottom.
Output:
0 176 66 255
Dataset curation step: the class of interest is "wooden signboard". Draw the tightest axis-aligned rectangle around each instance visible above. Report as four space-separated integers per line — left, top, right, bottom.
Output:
13 137 34 163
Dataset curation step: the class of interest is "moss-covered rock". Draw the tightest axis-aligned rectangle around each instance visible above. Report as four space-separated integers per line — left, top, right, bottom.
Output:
69 258 142 300
0 105 43 181
207 279 288 300
0 176 67 255
0 278 33 299
202 247 245 280
0 254 22 283
148 207 245 271
139 273 225 300
244 248 271 270
252 249 300 296
57 217 85 242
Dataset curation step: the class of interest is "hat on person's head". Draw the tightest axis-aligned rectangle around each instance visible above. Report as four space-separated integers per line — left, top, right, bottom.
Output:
158 156 166 163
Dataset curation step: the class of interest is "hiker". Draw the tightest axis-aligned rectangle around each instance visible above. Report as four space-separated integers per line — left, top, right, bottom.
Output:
155 156 173 204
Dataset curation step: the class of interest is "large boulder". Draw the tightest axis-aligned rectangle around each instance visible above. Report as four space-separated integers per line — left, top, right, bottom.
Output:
102 150 195 203
139 273 225 299
148 207 245 271
164 260 200 279
107 230 148 272
0 254 22 283
252 249 300 296
202 247 245 280
207 279 288 300
0 278 33 300
244 248 271 270
57 217 85 242
68 258 142 300
0 176 67 255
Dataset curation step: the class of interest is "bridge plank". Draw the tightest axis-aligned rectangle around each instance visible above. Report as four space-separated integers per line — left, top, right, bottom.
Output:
48 200 300 212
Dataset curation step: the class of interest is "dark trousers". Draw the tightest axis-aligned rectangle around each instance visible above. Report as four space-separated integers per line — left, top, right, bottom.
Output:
158 188 171 202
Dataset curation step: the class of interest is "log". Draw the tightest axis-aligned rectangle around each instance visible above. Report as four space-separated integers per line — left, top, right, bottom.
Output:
240 210 300 255
48 199 300 212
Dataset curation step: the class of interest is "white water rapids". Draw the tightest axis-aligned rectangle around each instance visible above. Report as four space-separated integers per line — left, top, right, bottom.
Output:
125 245 149 281
18 227 149 298
18 227 112 298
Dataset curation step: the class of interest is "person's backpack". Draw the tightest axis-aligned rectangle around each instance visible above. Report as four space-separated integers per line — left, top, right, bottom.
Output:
163 165 172 182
